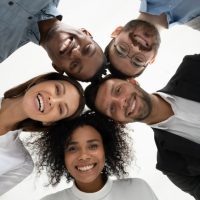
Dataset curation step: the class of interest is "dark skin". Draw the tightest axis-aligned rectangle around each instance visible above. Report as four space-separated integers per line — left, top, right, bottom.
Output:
38 18 60 46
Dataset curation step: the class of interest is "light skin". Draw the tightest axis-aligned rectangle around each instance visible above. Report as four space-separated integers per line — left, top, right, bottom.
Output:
65 125 105 193
95 78 173 124
0 80 80 135
108 24 158 77
40 20 104 81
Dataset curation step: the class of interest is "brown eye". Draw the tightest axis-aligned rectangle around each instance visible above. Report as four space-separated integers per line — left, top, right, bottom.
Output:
65 145 77 152
70 62 78 70
115 87 121 95
110 104 115 114
69 60 81 73
114 43 128 57
58 104 63 115
55 84 60 95
89 144 98 150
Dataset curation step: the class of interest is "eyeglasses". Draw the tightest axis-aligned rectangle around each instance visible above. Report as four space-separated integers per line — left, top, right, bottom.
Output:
113 42 148 68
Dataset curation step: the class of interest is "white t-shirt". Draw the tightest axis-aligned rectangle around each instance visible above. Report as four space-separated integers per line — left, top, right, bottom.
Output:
151 92 200 144
41 178 158 200
0 98 34 195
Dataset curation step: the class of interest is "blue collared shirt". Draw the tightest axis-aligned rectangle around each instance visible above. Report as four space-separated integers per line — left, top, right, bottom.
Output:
140 0 200 27
0 0 61 62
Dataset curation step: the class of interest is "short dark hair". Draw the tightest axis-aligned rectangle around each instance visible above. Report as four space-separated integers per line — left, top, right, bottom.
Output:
104 19 161 78
33 110 132 186
85 75 119 114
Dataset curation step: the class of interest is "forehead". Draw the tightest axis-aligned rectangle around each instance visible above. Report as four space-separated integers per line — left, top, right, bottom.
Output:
70 125 102 142
99 78 126 92
95 78 125 113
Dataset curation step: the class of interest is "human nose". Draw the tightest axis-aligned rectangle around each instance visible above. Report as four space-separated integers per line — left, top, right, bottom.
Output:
115 96 127 110
48 95 64 108
78 148 90 161
129 44 141 56
71 45 81 58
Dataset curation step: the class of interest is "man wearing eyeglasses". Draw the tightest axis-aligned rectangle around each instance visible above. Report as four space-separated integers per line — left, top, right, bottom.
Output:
105 0 200 78
85 54 200 199
105 20 161 78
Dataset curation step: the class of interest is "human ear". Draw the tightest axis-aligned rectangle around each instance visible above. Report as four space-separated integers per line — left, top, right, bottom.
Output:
149 55 157 64
52 63 64 74
127 78 139 86
80 28 93 38
111 26 123 38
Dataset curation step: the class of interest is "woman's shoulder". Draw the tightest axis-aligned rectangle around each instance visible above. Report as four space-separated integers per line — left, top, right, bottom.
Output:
112 178 158 199
40 188 71 200
113 177 149 186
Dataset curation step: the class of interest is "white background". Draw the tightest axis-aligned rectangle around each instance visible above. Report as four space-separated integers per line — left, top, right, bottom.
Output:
1 0 200 200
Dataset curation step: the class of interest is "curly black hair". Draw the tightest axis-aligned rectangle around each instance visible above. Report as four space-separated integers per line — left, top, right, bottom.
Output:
33 110 132 186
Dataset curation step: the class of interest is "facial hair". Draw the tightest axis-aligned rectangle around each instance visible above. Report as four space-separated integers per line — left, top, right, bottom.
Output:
132 85 152 122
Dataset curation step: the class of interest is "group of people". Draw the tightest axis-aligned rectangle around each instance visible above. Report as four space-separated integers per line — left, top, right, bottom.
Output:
1 0 200 199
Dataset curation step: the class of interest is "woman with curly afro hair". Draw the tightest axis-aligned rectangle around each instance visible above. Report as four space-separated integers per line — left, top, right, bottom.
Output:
34 110 158 200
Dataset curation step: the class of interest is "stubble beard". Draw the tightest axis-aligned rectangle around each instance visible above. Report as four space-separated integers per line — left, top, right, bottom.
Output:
132 86 152 122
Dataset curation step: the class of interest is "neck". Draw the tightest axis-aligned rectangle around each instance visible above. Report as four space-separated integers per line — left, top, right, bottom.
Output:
75 175 106 193
0 98 27 135
138 12 168 30
144 94 174 125
38 18 60 45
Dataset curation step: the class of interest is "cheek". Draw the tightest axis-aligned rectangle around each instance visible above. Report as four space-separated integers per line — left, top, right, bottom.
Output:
98 152 106 169
42 112 59 123
64 154 72 170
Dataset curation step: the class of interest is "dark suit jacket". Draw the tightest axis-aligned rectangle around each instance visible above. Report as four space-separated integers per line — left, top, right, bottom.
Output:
153 54 200 176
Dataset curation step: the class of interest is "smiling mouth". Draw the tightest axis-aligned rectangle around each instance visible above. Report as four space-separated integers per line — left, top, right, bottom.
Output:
59 37 76 55
131 34 152 51
76 164 96 172
36 93 44 113
126 94 136 117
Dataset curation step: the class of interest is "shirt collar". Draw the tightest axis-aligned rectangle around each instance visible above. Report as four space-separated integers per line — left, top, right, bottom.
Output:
70 177 113 200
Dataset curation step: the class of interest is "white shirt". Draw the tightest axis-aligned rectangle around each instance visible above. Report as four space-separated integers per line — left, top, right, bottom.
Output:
151 92 200 144
0 98 34 195
41 178 158 200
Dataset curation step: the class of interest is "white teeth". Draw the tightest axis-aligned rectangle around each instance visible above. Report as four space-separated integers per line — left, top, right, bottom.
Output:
59 39 71 54
37 94 44 112
127 97 136 116
130 99 136 113
77 164 94 172
134 35 148 47
60 43 68 52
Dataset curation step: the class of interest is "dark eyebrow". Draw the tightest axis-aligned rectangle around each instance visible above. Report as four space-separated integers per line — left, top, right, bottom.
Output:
111 84 115 96
87 139 100 143
67 139 100 146
67 141 78 146
59 81 65 94
59 81 69 116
